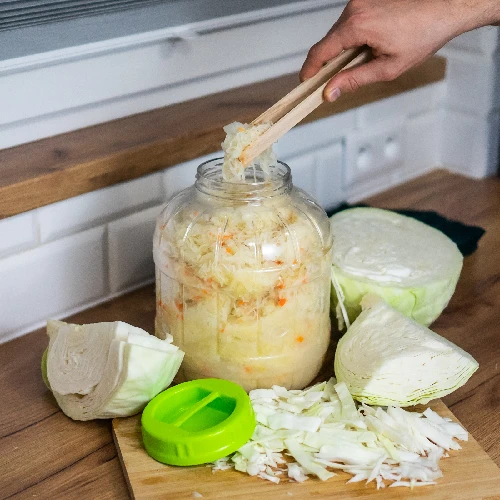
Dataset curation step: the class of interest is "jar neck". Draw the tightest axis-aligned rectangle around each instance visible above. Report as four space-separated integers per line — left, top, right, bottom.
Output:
195 158 292 201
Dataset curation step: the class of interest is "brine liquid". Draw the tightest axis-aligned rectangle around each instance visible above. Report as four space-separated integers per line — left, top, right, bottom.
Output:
155 269 331 391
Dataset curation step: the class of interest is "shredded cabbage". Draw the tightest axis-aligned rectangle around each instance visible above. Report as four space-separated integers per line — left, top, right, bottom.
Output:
334 296 479 407
43 320 183 420
154 190 332 390
210 379 468 489
221 122 277 182
329 208 463 327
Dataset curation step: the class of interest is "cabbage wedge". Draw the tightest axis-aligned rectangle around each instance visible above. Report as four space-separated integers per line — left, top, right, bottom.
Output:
330 208 463 327
334 296 478 406
44 320 183 420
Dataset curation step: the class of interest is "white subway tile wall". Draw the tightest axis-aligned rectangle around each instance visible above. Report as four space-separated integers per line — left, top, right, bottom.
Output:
163 153 218 200
439 26 500 176
0 227 107 342
313 143 344 210
108 204 164 293
441 109 500 178
446 25 499 56
443 54 500 116
356 83 445 128
286 150 316 195
274 111 356 159
1 27 499 343
403 111 441 176
285 141 344 209
0 211 38 258
38 173 164 242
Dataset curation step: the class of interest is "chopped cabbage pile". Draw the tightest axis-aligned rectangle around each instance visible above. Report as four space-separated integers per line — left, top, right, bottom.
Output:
221 122 277 181
334 295 479 407
44 320 184 420
211 379 468 489
330 208 463 328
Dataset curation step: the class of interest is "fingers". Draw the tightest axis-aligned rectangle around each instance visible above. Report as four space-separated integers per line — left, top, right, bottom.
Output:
299 32 345 82
323 57 400 101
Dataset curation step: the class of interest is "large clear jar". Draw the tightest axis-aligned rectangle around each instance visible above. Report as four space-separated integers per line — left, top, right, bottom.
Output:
153 158 333 391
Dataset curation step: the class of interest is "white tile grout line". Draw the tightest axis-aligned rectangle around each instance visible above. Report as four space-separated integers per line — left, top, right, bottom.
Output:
32 209 42 246
39 197 165 245
0 276 155 345
103 223 112 297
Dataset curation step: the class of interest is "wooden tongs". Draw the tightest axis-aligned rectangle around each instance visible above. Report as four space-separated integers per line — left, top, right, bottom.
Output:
240 46 372 166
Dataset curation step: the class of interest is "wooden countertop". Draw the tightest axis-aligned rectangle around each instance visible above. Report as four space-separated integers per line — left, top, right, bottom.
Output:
0 56 446 220
1 169 499 499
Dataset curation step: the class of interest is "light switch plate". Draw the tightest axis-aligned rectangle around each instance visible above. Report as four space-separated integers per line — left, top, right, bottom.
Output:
344 121 405 189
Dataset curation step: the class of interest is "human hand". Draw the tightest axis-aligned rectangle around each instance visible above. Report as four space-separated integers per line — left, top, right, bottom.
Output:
300 0 499 101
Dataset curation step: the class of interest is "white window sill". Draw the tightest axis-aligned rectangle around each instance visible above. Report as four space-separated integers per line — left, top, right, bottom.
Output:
0 0 345 149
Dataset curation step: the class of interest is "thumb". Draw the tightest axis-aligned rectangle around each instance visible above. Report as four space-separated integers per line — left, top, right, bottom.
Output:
323 57 398 101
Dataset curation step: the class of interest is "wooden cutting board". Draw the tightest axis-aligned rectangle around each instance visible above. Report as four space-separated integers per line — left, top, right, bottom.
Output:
113 399 500 499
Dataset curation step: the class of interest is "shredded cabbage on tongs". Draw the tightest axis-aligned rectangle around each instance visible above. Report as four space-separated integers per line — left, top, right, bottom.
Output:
221 122 277 182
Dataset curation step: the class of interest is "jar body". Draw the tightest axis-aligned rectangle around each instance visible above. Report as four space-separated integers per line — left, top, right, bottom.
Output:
153 160 332 391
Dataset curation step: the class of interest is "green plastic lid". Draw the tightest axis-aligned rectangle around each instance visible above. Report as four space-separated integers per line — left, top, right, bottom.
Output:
141 378 256 466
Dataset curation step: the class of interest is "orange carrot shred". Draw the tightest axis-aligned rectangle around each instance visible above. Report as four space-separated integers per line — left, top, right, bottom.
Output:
296 336 304 343
278 298 287 307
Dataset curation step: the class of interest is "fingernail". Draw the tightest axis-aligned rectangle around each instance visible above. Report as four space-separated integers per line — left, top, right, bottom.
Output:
327 88 341 102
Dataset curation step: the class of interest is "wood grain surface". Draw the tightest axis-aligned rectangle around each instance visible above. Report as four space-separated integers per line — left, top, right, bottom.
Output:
1 169 499 500
0 57 446 219
112 400 500 500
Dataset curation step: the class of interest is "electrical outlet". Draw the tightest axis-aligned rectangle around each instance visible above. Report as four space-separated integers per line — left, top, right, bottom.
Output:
344 123 405 188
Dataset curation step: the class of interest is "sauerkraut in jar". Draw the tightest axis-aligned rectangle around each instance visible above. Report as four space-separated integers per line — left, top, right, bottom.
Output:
153 158 332 391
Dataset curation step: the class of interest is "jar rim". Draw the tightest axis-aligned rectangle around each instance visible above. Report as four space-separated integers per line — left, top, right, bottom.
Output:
195 157 292 200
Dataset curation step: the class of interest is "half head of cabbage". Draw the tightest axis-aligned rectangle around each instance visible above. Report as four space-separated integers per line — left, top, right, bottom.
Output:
334 295 478 407
330 208 463 328
43 320 183 420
